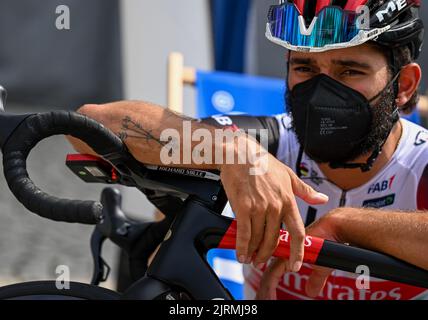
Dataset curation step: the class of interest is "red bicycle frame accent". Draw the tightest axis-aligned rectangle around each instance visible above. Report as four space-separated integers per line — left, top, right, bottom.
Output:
218 220 324 264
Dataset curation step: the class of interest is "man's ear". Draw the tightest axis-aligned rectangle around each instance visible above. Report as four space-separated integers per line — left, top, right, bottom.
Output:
396 63 422 108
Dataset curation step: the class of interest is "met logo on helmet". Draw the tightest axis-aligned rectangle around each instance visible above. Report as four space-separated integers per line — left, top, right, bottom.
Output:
376 0 408 23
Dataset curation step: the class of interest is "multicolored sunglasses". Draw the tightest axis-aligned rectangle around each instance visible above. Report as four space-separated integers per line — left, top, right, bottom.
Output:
266 2 391 52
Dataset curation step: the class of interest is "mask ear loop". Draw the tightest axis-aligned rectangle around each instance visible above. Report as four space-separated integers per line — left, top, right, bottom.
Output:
370 70 401 125
329 71 402 172
368 71 402 104
329 108 400 172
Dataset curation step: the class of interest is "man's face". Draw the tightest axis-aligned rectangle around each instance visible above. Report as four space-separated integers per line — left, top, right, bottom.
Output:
286 43 400 163
288 43 390 101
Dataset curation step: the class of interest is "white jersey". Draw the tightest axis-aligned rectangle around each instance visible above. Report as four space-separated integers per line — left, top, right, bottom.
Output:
244 115 428 300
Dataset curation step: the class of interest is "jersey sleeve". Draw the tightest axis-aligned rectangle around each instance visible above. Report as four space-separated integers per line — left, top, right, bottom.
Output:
200 114 281 156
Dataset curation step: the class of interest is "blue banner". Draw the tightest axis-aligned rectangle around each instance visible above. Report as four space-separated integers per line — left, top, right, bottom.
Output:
210 0 252 72
196 70 286 118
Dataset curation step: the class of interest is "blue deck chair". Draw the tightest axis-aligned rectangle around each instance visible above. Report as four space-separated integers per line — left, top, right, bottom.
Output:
194 70 285 117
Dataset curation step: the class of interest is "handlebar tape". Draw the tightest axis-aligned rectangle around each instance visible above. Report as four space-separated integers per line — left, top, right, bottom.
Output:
2 111 125 224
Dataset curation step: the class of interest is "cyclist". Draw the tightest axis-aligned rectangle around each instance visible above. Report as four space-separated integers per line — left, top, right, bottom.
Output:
253 0 428 300
69 0 428 300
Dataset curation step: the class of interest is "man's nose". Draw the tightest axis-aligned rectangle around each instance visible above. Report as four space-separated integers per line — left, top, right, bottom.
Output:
318 70 334 78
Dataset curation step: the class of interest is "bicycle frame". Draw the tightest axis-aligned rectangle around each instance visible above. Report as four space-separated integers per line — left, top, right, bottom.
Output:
1 108 428 301
124 198 235 300
83 177 235 300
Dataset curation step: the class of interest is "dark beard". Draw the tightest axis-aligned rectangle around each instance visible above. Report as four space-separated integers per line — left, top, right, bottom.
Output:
355 85 399 161
286 84 399 164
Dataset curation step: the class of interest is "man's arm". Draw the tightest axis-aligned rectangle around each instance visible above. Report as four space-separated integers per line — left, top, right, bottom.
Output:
67 101 329 271
256 208 428 299
68 100 221 168
302 208 428 298
314 208 428 270
69 102 282 162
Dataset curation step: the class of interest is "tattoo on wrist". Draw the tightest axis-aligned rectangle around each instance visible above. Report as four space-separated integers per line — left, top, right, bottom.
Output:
118 116 168 147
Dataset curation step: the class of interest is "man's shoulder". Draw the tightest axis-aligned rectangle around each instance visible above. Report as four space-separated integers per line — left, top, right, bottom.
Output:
400 119 428 154
274 113 297 143
397 119 428 165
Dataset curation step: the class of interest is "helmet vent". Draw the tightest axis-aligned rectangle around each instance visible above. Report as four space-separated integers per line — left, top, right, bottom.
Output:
303 0 317 27
332 0 347 9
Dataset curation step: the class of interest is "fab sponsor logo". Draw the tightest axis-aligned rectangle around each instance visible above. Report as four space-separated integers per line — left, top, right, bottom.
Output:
367 175 396 194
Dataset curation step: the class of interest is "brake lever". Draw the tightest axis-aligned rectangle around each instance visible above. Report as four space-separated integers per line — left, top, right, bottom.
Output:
90 187 131 286
90 228 111 285
90 187 155 285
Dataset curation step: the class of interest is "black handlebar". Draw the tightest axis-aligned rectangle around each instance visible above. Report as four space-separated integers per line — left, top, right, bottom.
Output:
1 111 125 224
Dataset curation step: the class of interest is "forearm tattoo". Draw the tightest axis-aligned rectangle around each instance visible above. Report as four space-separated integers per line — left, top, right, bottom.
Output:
117 110 199 157
117 116 168 147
